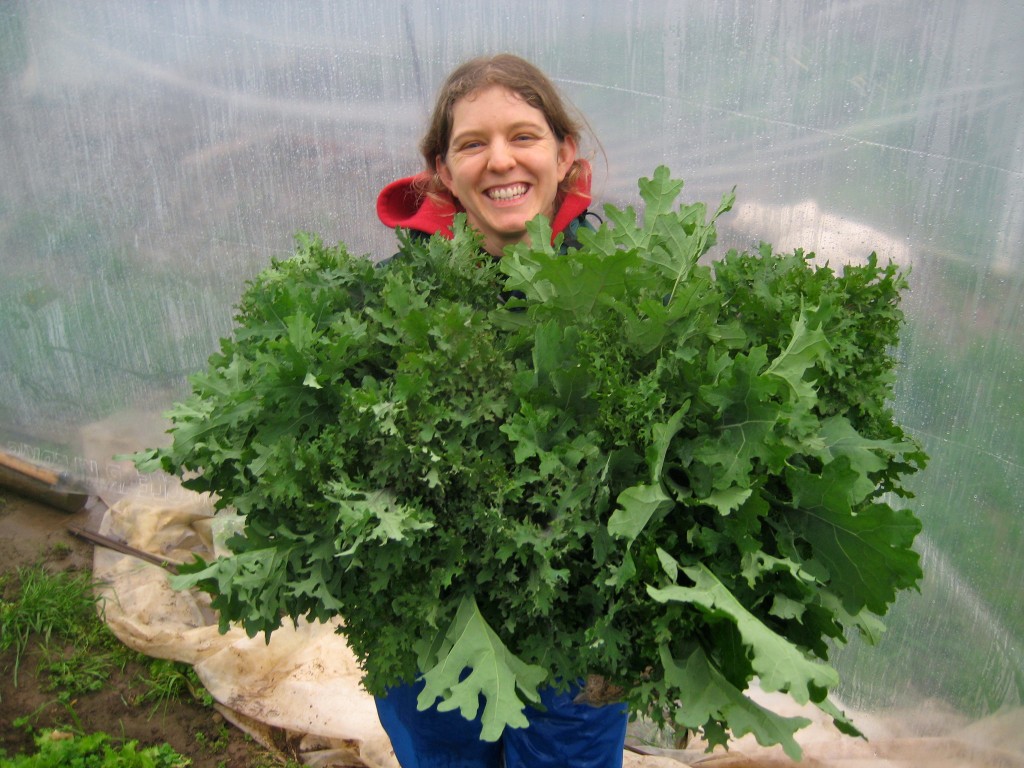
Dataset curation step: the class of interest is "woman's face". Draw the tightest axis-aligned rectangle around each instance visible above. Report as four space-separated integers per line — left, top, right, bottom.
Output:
436 86 577 256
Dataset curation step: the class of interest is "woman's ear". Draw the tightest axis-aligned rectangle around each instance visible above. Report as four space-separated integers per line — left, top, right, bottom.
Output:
556 135 578 181
435 156 455 195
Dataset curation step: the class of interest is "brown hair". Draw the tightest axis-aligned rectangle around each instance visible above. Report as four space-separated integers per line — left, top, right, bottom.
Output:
418 54 587 203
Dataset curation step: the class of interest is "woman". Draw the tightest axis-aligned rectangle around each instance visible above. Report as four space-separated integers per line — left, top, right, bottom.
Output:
374 54 628 768
377 53 596 259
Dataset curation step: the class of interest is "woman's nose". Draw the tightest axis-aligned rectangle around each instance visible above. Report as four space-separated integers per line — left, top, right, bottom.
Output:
486 140 516 172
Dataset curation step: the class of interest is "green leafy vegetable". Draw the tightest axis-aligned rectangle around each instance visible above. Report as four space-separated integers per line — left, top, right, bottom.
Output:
416 594 547 742
0 731 189 768
135 167 927 758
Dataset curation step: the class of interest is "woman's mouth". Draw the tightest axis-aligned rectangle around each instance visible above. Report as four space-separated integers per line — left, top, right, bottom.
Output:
486 183 529 201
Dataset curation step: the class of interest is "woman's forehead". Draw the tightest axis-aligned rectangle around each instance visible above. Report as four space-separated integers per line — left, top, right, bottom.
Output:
450 86 547 127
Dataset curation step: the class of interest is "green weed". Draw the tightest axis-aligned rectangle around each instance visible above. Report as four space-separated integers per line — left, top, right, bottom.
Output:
10 700 84 739
0 565 101 687
136 659 213 714
46 542 72 560
1 558 222 745
0 730 190 767
192 724 230 754
40 650 111 703
0 559 234 766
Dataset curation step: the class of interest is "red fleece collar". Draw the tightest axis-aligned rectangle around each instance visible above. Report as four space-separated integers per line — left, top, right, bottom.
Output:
376 161 593 242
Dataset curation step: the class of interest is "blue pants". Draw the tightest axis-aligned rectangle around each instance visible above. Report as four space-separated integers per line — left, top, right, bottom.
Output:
374 680 628 768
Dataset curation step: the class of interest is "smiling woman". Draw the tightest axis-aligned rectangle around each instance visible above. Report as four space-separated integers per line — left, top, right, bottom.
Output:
373 54 626 768
376 53 594 259
435 86 577 255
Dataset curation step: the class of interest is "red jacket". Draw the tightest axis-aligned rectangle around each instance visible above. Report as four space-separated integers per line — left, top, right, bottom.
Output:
376 161 593 242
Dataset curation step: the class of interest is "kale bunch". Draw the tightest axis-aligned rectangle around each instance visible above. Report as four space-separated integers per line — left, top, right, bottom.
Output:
138 168 926 758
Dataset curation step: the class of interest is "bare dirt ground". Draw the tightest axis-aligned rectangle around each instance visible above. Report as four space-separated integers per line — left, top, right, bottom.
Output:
0 487 281 767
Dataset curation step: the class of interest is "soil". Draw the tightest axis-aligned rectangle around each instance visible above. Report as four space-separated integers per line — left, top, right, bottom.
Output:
0 487 282 767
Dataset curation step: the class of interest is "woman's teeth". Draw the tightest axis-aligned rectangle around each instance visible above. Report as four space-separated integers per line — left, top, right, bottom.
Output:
488 184 528 201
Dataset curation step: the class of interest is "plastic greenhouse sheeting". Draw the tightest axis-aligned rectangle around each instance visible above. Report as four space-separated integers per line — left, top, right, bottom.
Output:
1 1 1022 764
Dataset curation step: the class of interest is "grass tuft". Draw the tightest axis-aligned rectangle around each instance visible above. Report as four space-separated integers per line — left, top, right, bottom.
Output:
0 565 101 687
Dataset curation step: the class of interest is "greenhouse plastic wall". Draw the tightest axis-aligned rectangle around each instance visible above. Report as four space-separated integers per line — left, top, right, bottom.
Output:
1 0 1021 753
